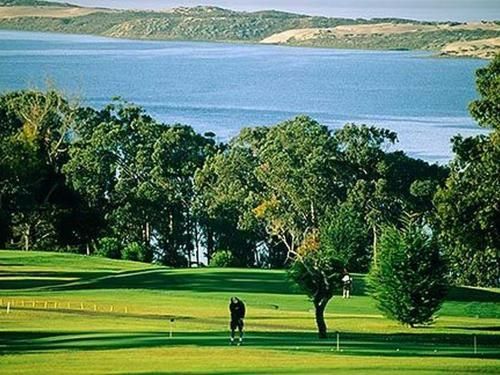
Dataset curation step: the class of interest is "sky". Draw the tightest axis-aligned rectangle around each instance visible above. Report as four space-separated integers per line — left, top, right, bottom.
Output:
52 0 500 21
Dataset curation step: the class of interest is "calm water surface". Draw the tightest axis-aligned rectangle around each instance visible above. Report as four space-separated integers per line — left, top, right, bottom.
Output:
0 30 488 163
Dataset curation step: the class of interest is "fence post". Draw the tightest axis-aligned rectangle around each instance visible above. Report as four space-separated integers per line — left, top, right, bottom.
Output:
336 332 340 352
110 305 113 312
94 304 97 312
80 303 84 310
6 302 11 314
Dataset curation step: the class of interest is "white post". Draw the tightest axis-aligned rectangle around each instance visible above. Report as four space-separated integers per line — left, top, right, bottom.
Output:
336 332 340 352
125 306 128 314
54 302 58 309
169 319 174 338
474 335 477 354
110 305 113 312
94 304 97 312
44 301 48 309
80 303 84 310
6 302 10 314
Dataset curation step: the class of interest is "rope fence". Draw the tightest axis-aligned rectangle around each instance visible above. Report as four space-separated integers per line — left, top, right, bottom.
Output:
0 298 129 315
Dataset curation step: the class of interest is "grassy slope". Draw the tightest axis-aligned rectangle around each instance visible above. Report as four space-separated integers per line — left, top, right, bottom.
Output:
0 250 499 374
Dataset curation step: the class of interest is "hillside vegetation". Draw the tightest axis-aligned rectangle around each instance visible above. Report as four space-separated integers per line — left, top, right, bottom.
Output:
0 250 499 374
0 1 498 57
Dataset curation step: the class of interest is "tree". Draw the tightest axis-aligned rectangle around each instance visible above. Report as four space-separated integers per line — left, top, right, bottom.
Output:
0 90 81 250
251 116 345 258
334 124 399 262
64 99 214 264
288 237 344 338
434 134 500 286
289 205 371 338
368 218 448 327
320 203 370 272
434 54 500 287
469 53 500 131
193 128 265 266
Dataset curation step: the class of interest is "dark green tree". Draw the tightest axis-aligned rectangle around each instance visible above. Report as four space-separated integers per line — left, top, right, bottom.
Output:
469 53 500 131
320 203 370 272
64 99 214 264
368 217 448 327
0 90 80 250
434 54 500 287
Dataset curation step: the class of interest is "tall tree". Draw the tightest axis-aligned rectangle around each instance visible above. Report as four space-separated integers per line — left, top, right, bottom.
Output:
0 90 78 250
435 54 500 287
64 99 214 264
368 217 448 327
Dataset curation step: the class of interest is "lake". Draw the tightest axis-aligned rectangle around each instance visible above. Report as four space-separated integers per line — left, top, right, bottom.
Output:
0 30 488 163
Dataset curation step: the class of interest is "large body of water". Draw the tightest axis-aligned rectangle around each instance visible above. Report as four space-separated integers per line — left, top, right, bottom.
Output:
0 31 488 163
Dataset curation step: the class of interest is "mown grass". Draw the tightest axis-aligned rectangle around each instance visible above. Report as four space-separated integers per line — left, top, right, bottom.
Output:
0 250 499 374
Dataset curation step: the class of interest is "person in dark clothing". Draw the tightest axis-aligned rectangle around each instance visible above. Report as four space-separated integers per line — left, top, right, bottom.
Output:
229 297 246 345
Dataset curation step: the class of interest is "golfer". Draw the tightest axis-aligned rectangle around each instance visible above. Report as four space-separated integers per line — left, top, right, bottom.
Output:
229 297 246 345
342 271 353 299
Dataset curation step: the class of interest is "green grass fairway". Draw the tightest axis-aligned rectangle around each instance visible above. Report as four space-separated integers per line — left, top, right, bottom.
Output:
1 251 499 374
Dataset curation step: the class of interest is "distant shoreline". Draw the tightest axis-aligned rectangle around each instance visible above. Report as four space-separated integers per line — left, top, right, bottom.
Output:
0 29 488 61
0 3 498 59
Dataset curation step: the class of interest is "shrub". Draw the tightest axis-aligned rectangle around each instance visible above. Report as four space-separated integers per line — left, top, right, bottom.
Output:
368 218 448 327
209 250 237 267
121 242 145 262
96 237 122 259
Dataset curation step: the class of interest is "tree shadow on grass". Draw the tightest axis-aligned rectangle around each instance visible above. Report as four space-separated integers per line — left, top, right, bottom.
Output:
1 330 498 359
0 270 113 290
447 286 500 303
38 268 301 295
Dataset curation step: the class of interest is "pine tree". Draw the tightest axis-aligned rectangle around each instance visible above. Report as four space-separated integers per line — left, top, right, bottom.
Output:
368 217 448 327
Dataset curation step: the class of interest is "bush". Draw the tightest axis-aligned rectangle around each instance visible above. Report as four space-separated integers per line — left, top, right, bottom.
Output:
96 237 122 259
121 242 145 262
209 250 237 267
368 218 448 327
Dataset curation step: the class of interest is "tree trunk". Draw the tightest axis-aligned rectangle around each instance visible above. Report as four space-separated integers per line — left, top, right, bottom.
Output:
314 298 328 339
206 225 214 264
194 224 200 266
145 222 151 245
372 225 378 263
24 224 30 251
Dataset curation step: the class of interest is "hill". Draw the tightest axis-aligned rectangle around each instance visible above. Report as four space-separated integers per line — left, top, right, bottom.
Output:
0 250 499 374
0 1 498 58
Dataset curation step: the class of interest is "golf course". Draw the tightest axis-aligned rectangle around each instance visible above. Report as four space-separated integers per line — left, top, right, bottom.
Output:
1 250 499 374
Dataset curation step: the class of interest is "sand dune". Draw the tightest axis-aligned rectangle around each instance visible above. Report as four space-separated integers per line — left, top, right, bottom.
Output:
0 6 110 19
261 22 500 44
441 37 500 59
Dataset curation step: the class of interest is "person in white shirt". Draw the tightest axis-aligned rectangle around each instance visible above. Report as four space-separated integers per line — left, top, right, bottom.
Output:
342 271 352 299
